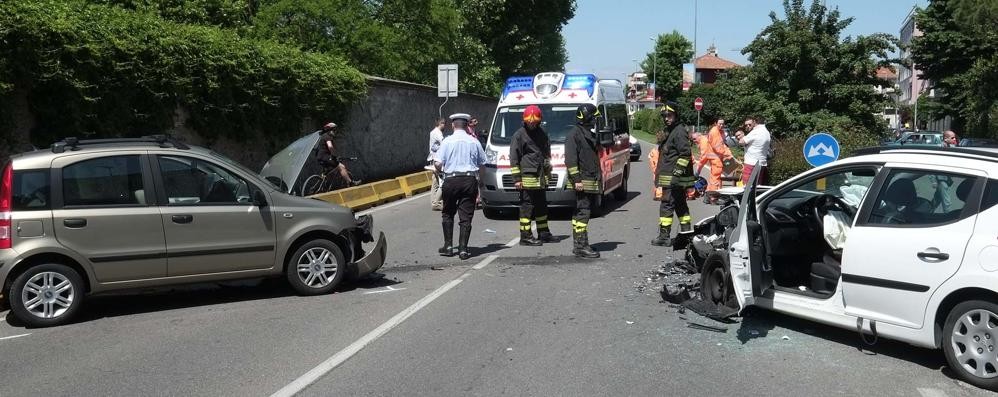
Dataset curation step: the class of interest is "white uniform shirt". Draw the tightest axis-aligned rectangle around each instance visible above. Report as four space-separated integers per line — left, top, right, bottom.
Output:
426 126 444 169
743 124 772 167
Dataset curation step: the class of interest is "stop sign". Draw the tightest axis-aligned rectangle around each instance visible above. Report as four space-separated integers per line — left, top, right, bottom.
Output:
694 97 704 111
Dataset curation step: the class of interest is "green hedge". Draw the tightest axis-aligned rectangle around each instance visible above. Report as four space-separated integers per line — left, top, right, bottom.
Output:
768 131 878 184
632 109 663 136
0 0 367 151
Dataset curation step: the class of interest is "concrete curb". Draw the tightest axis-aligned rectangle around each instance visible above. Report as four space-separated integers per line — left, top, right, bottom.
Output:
310 170 433 210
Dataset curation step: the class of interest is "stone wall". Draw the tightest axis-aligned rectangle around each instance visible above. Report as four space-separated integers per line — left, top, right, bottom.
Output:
336 77 497 182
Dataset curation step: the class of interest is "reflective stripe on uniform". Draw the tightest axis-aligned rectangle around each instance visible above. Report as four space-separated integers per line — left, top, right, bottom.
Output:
536 215 548 229
680 215 692 224
676 158 689 167
519 217 532 231
510 166 521 174
660 217 673 227
522 175 542 188
658 175 673 185
568 166 580 175
572 219 588 233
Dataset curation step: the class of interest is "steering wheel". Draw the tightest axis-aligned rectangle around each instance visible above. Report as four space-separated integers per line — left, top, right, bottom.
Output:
811 194 856 226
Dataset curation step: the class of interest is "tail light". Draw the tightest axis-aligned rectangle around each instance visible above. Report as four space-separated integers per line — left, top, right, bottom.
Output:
0 162 11 249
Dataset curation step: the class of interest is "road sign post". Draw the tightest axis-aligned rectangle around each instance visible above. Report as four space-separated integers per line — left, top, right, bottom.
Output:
803 132 840 168
437 64 458 118
694 97 704 133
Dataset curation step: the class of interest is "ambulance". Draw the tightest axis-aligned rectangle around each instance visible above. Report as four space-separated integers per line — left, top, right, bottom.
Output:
480 72 632 218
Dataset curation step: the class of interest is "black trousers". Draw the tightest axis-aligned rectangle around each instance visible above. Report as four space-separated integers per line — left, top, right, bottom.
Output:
572 192 596 234
519 189 549 232
658 187 691 227
442 176 477 228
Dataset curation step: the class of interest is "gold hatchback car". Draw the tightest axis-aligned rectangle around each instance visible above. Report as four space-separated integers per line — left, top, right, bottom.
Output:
0 135 386 327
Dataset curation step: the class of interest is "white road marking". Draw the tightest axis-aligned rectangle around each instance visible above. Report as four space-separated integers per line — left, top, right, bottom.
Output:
917 388 950 397
356 192 429 216
270 253 498 397
472 255 499 270
361 286 408 295
0 333 30 341
505 237 520 247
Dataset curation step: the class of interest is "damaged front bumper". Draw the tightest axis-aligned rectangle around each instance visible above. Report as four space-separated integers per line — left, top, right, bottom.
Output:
348 214 387 278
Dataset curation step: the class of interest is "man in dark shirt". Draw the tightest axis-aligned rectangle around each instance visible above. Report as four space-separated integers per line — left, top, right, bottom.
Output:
314 122 360 186
651 102 696 247
510 105 555 246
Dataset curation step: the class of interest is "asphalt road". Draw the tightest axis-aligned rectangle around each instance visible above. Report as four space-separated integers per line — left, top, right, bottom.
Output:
0 141 992 396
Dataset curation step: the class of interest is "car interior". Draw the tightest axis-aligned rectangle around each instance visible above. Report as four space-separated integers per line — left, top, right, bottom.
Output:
757 169 877 298
757 168 974 299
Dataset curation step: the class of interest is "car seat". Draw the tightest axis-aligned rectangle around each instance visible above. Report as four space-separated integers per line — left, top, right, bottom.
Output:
872 178 917 224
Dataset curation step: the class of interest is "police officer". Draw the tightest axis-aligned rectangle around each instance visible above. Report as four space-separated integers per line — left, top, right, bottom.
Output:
652 102 696 246
435 113 487 260
510 104 555 246
565 104 602 259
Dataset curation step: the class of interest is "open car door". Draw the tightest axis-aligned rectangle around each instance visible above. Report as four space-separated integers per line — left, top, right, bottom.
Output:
727 161 771 311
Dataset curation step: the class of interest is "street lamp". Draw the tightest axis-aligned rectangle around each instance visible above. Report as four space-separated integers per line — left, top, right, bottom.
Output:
649 36 657 95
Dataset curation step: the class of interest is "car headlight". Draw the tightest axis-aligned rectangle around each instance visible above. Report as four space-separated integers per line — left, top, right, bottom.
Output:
485 147 498 164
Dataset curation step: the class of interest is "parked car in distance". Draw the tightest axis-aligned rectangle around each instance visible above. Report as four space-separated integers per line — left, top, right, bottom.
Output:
959 138 998 148
884 131 944 147
1 135 387 327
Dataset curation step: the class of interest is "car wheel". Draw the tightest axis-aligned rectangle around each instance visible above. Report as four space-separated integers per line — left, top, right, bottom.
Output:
700 253 737 309
286 240 346 295
9 263 85 328
943 300 998 390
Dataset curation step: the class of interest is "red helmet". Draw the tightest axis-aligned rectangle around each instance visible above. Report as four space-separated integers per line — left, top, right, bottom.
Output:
523 105 542 123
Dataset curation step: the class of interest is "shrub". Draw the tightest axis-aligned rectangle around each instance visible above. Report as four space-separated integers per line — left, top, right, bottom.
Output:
767 130 879 184
0 0 367 151
633 108 663 135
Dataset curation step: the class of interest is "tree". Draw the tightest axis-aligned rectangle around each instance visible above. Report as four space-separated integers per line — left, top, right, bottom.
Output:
456 0 576 82
642 31 693 101
736 0 896 137
912 0 998 136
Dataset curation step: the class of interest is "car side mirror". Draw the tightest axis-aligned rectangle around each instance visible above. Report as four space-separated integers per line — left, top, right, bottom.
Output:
598 128 614 146
717 205 739 228
253 189 268 207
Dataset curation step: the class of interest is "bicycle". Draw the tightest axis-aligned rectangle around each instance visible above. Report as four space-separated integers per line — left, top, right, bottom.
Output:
300 157 359 196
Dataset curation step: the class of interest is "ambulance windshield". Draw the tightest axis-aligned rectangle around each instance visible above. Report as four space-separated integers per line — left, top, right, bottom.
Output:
489 104 584 146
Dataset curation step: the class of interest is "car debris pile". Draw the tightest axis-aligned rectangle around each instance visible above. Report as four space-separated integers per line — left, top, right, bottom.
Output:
644 189 745 322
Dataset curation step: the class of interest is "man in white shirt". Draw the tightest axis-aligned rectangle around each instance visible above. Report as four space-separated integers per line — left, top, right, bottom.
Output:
427 118 445 210
736 116 772 186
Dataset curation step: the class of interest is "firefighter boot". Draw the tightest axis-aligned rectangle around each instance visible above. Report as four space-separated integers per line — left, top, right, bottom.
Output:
537 229 556 243
439 221 456 257
458 226 472 260
573 231 600 259
520 226 541 246
651 225 672 247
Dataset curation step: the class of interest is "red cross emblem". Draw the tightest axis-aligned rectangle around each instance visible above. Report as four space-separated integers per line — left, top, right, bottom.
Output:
568 92 577 98
516 94 524 100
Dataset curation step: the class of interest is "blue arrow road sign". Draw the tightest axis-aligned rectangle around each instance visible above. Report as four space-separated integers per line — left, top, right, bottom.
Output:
803 132 840 167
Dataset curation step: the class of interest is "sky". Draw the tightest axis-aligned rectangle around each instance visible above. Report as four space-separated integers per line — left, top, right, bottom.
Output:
563 0 929 82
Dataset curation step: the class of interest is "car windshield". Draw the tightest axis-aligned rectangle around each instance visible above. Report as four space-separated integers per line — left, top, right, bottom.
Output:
489 104 584 146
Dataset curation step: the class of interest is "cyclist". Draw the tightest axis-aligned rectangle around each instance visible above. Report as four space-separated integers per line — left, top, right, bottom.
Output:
315 122 361 187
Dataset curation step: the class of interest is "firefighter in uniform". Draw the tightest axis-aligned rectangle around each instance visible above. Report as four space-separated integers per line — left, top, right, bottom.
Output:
435 113 487 260
510 105 556 246
565 104 602 259
651 102 696 247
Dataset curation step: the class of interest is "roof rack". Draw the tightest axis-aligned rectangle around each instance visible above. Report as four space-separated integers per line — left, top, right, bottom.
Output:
51 134 190 154
851 145 998 163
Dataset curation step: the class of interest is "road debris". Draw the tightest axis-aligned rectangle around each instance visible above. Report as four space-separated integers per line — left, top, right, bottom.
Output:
625 321 635 325
687 322 727 333
782 335 791 341
483 229 496 234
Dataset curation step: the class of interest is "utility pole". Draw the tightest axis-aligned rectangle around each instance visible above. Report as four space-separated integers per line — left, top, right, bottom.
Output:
693 0 698 63
649 36 657 96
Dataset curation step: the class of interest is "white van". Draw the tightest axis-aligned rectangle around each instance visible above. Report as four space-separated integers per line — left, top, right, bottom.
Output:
479 72 632 218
